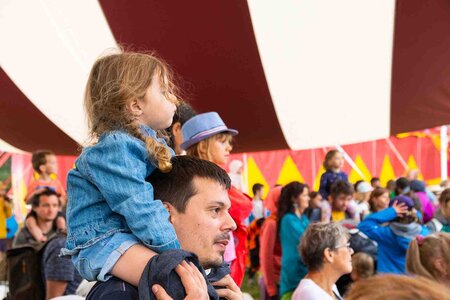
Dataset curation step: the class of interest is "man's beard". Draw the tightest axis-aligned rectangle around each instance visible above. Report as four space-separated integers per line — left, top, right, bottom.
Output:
202 232 230 269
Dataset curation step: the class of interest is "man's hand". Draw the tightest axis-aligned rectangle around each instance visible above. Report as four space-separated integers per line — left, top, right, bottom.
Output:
152 261 209 300
211 275 243 300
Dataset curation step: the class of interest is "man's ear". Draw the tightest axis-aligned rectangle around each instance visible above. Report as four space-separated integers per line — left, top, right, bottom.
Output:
126 99 143 117
172 122 181 134
163 202 176 223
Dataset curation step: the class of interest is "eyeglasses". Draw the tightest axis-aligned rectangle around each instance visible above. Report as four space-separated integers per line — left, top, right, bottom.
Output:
334 242 353 251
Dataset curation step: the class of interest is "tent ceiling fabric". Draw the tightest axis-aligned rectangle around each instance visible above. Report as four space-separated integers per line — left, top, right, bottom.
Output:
248 0 395 149
1 0 449 155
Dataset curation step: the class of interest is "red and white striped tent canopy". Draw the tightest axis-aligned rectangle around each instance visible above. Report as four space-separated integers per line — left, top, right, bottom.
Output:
1 0 449 155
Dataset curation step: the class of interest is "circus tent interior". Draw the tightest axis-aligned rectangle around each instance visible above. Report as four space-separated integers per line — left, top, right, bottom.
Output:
1 0 450 217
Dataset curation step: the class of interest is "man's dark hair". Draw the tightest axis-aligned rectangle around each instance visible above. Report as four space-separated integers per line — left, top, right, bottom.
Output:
147 156 231 213
31 150 54 173
395 177 410 196
330 180 354 199
172 102 197 125
252 183 264 195
31 188 60 208
166 103 197 148
370 177 380 185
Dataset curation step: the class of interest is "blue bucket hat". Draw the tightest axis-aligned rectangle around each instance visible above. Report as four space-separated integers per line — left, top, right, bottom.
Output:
180 112 238 150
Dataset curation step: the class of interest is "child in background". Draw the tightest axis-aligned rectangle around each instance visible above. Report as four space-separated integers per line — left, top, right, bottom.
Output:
181 112 253 286
0 181 12 248
319 150 348 200
368 187 390 214
61 51 181 286
25 150 66 242
350 252 375 282
426 189 450 233
406 232 450 285
304 191 322 222
354 181 373 221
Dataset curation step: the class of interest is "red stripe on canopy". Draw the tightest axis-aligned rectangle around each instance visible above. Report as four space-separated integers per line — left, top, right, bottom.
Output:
391 0 450 134
99 0 289 152
0 68 79 154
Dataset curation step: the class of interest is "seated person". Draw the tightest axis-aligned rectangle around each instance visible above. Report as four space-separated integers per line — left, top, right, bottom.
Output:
25 150 66 243
292 222 353 300
87 156 242 300
321 180 355 223
13 189 81 299
406 232 450 286
358 195 430 274
345 274 450 300
427 188 450 233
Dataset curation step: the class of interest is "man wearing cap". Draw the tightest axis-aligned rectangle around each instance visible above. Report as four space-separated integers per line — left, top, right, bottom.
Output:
181 112 253 287
358 195 430 274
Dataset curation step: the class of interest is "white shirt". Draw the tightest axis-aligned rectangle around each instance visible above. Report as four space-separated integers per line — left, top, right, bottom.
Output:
252 199 264 219
292 279 342 300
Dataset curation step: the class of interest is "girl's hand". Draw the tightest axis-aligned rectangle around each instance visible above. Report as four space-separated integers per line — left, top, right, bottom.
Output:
392 200 408 217
211 275 243 300
152 261 208 300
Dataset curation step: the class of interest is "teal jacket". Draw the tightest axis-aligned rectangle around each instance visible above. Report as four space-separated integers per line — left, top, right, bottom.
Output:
279 213 309 296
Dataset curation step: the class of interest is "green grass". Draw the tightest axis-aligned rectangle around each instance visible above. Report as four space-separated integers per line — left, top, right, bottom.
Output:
241 272 261 300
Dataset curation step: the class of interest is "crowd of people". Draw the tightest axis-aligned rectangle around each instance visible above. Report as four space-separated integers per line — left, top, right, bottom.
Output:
0 50 449 300
246 150 450 299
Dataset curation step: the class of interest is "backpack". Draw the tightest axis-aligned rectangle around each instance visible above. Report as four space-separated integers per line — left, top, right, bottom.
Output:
5 243 47 300
348 228 378 262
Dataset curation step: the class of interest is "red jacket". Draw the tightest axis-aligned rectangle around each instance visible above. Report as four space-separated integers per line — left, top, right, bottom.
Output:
228 186 253 287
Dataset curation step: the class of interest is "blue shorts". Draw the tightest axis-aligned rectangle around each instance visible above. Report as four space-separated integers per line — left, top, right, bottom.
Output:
71 232 140 281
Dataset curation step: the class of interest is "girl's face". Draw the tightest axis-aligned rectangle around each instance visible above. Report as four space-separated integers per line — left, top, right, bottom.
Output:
295 187 310 212
330 152 344 170
374 192 390 211
312 194 322 208
137 73 177 130
209 135 233 165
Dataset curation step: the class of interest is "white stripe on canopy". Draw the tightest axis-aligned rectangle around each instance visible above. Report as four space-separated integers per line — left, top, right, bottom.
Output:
248 0 396 149
0 0 117 144
0 139 26 154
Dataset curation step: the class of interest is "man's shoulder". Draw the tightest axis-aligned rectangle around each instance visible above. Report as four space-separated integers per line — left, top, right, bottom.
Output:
13 227 34 248
87 278 138 300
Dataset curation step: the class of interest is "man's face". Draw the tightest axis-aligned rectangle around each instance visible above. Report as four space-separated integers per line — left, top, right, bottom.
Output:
331 193 352 212
34 195 60 222
168 177 237 269
171 122 185 155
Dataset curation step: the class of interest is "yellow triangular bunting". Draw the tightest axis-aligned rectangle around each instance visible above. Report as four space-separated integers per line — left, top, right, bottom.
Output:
276 156 305 186
349 155 372 183
380 155 396 187
313 165 326 192
246 157 270 198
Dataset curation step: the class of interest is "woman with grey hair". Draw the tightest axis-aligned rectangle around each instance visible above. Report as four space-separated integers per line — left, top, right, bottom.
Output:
292 222 353 300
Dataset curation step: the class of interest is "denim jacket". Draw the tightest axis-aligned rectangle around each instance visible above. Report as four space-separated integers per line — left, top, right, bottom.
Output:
63 126 180 255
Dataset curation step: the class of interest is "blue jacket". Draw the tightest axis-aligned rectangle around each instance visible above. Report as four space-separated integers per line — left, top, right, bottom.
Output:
318 170 348 199
358 207 429 274
279 213 309 296
64 126 180 255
